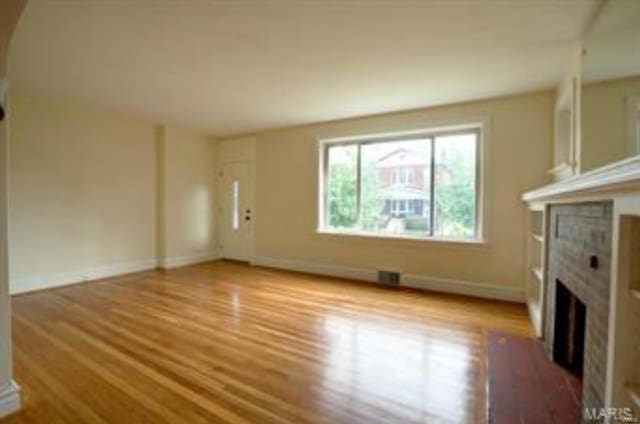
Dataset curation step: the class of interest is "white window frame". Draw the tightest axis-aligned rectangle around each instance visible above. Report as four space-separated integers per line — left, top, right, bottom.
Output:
392 169 402 185
316 119 489 246
404 168 413 184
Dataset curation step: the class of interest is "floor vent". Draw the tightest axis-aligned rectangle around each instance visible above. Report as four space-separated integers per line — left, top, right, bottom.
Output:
377 270 400 286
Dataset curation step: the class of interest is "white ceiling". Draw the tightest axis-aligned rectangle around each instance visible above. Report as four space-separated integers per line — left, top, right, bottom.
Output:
9 0 599 137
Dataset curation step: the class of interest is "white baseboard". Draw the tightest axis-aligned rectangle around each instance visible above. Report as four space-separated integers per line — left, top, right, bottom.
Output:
158 252 219 269
402 273 524 302
252 255 525 302
0 381 21 418
252 256 377 282
10 258 158 295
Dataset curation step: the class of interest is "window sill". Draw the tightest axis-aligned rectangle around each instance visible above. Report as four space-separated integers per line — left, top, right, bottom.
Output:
315 229 489 250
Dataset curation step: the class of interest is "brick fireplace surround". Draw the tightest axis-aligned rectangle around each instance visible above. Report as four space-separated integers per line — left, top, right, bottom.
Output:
545 201 613 414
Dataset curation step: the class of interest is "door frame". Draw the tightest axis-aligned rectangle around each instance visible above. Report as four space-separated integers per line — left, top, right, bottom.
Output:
216 159 256 263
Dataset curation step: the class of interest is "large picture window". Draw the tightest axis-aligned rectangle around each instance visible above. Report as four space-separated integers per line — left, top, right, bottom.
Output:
320 128 481 241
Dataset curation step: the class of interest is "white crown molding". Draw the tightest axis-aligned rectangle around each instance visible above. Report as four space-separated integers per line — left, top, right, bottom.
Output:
158 252 219 269
0 381 21 419
523 154 640 203
10 258 158 295
252 255 524 303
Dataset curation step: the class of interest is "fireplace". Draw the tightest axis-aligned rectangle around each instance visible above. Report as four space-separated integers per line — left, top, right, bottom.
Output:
545 201 613 414
553 280 586 377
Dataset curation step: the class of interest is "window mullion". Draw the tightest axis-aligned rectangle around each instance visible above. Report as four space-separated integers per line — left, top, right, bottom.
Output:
323 145 329 229
429 137 435 237
474 130 481 239
356 143 362 225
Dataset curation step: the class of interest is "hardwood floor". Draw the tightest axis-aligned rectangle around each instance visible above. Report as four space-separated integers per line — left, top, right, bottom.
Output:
5 260 532 424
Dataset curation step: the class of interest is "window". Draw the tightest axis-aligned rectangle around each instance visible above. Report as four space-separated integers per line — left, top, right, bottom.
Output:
320 128 481 241
392 168 413 185
390 199 416 216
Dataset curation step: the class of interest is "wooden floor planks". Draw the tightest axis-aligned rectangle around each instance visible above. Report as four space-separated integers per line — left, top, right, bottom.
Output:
5 260 532 424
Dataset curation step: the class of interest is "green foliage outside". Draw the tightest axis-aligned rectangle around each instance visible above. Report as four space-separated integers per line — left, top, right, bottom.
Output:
327 162 384 230
434 147 476 238
358 164 385 231
328 163 358 228
404 217 429 232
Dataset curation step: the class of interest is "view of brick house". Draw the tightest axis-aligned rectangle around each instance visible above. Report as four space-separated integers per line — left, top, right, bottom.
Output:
327 135 475 237
376 148 429 218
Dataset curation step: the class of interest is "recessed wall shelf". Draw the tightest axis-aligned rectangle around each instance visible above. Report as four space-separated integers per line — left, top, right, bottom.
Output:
526 207 546 338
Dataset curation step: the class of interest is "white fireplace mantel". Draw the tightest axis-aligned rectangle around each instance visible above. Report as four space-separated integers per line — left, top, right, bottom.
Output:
522 155 640 204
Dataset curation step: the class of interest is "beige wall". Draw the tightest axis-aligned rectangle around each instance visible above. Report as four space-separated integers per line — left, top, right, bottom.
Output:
8 93 157 293
7 89 552 297
159 126 216 265
582 76 640 172
8 95 219 291
216 136 256 164
253 91 553 291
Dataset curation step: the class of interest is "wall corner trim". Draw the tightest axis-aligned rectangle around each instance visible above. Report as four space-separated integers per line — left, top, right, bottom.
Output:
252 255 525 303
0 381 21 419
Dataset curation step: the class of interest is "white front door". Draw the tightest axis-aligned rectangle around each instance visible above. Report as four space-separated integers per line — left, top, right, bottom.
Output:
220 161 252 261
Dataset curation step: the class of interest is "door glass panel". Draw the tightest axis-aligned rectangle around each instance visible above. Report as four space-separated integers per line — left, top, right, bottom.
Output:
232 179 240 231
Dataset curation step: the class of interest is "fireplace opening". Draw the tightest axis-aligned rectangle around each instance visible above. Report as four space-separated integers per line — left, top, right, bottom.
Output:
553 279 587 377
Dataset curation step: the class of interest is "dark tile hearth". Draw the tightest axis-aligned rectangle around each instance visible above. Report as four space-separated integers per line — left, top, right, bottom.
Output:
488 332 581 424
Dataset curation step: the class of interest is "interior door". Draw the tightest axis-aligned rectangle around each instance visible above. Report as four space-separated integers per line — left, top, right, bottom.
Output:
221 161 252 261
